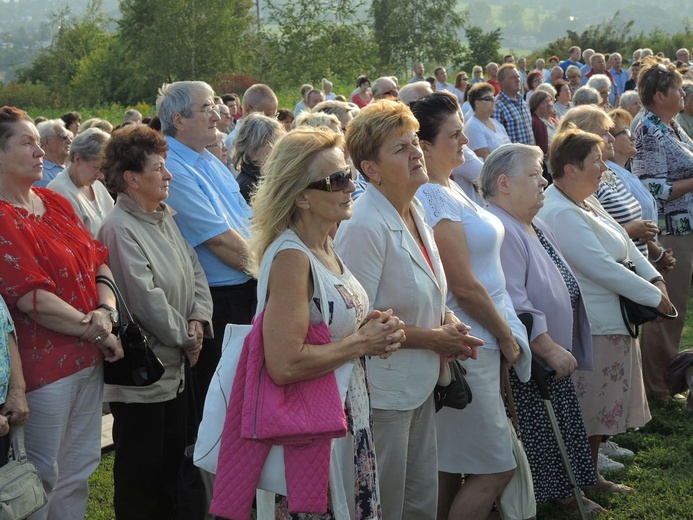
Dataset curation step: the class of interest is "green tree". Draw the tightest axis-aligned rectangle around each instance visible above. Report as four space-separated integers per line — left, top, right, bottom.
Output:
455 25 502 73
371 0 466 77
118 0 254 102
256 0 378 89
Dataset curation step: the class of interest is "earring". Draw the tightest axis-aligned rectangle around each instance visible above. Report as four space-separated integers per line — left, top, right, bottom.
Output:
377 180 382 186
306 203 310 209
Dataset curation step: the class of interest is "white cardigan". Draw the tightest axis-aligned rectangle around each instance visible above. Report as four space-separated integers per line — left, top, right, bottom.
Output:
335 185 445 411
538 185 662 335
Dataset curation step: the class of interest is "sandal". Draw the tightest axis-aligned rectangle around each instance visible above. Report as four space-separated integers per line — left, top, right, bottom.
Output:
556 495 608 515
588 477 634 495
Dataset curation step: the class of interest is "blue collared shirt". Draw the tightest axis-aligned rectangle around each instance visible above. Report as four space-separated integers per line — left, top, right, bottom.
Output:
493 91 535 145
164 136 252 287
36 160 64 188
609 68 628 105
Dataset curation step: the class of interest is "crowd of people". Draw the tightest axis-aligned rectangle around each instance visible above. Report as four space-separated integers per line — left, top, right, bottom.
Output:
0 44 691 520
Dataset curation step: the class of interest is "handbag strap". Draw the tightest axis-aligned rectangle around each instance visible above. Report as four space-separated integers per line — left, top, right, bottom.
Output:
9 424 28 463
256 230 331 325
95 275 134 325
501 358 521 438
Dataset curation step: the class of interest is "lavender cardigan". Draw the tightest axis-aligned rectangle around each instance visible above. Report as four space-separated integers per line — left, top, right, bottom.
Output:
487 204 594 371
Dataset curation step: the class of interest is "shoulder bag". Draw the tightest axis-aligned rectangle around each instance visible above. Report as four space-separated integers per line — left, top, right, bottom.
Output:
95 275 165 386
0 425 47 519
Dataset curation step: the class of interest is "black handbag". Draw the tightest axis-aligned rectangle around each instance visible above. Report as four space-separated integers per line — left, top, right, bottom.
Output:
96 275 165 386
433 360 473 412
618 260 677 338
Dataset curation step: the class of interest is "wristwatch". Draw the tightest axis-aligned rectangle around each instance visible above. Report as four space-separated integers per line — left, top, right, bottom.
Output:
98 303 119 325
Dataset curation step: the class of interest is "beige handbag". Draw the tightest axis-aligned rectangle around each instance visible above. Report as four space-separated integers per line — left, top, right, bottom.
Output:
497 360 536 520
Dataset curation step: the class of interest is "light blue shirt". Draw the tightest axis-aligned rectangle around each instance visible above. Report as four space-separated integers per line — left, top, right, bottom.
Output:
36 160 63 188
164 136 252 287
609 68 629 106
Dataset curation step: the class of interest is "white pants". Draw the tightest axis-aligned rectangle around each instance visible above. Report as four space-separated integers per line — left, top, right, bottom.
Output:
25 364 104 520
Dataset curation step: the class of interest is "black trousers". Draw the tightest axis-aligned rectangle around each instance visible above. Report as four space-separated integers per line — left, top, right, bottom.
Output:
193 280 257 420
111 390 187 520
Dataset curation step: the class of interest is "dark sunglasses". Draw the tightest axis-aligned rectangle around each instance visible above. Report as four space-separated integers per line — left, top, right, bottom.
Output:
479 95 495 102
306 169 352 192
611 128 632 138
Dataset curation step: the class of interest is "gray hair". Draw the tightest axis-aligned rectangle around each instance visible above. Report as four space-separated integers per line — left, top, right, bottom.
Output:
36 119 66 145
572 86 600 106
68 127 110 162
619 90 641 109
312 100 359 118
156 81 214 137
535 83 557 98
293 112 341 131
232 112 284 168
79 118 113 134
479 144 544 200
587 74 612 94
123 109 142 122
682 81 693 102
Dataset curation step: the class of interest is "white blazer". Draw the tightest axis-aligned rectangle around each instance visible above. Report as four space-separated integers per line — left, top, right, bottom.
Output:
335 185 446 411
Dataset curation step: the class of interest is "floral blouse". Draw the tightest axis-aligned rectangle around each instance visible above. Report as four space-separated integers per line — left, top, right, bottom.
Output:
0 188 107 391
0 297 13 404
632 110 693 235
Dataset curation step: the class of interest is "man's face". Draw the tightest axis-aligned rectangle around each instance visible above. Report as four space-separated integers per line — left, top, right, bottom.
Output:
550 67 563 84
414 62 424 77
177 87 220 152
592 56 605 73
487 64 498 79
500 68 521 95
226 99 238 116
536 59 545 70
611 54 622 70
679 50 690 63
436 69 447 83
630 63 640 80
571 48 581 61
307 91 325 109
43 126 72 164
518 58 526 69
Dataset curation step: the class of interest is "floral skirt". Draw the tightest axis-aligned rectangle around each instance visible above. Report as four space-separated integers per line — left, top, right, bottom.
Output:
572 334 651 437
509 369 596 503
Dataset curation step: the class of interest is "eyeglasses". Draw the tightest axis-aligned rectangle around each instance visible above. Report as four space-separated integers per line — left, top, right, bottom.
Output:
479 96 495 102
305 169 352 192
193 105 220 117
460 77 469 81
611 128 632 138
51 132 70 142
206 142 226 149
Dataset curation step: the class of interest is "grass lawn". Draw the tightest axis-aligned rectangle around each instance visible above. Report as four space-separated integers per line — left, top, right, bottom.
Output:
86 298 693 519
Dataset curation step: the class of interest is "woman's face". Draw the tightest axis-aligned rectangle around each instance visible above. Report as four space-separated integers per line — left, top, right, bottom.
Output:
206 136 228 164
568 74 581 87
557 86 571 106
626 96 642 117
425 113 468 173
304 147 355 224
596 124 615 160
368 127 427 193
72 155 103 187
531 76 542 89
133 153 172 206
505 158 548 219
534 96 553 119
475 91 496 117
611 122 637 159
0 120 45 185
659 84 685 117
360 82 370 93
574 145 607 194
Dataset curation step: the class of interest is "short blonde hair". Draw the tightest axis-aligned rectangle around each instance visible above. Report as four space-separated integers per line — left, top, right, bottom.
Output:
346 100 418 174
556 104 612 136
249 127 344 276
608 108 633 128
293 112 341 133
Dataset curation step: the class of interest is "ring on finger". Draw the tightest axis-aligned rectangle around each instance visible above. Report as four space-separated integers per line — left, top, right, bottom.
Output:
95 335 102 342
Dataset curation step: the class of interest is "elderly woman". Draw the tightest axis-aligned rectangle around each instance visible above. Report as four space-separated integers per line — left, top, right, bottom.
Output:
0 106 122 519
410 93 529 520
554 79 572 119
335 101 483 520
631 60 693 400
481 144 603 514
675 81 693 138
233 112 285 203
313 100 359 134
97 125 213 520
525 71 544 102
530 90 558 160
566 65 583 95
587 74 614 110
539 128 672 494
351 75 373 108
206 129 230 166
212 127 406 519
572 86 600 107
465 83 510 160
47 128 114 237
619 90 643 119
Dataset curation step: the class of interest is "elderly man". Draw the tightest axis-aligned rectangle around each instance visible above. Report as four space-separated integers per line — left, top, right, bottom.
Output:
306 88 325 109
580 48 595 75
675 48 692 68
35 119 72 187
517 57 528 93
398 81 432 104
123 109 142 124
371 77 400 100
560 46 582 75
410 61 425 83
548 65 564 85
493 63 535 145
434 67 464 102
581 53 614 86
486 62 500 95
158 81 256 407
608 52 627 106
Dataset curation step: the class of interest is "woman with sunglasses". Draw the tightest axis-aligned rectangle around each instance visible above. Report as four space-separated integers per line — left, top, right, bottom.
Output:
335 100 483 520
229 126 406 519
465 82 510 160
631 60 693 400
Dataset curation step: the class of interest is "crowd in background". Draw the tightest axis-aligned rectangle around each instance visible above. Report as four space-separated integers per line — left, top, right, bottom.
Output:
0 44 692 520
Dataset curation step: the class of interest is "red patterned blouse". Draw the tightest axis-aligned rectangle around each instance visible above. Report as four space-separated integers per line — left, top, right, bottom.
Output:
0 188 108 391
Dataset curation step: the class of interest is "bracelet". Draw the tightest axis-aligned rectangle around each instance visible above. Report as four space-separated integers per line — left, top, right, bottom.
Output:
649 275 665 285
651 248 665 263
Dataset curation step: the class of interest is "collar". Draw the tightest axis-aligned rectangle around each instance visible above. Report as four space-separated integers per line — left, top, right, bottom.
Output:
498 90 523 103
115 192 176 225
165 136 215 167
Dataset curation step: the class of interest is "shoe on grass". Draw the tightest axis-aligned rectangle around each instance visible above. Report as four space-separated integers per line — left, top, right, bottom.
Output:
597 452 625 473
600 440 634 459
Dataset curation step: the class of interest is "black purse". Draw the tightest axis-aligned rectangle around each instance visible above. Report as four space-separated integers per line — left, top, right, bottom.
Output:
618 260 677 338
433 360 473 412
96 275 166 386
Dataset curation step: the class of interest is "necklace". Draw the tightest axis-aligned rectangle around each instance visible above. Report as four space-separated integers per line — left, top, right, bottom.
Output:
554 185 592 212
0 189 35 214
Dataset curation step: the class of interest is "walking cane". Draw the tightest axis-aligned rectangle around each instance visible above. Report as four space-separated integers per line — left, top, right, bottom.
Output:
517 313 588 520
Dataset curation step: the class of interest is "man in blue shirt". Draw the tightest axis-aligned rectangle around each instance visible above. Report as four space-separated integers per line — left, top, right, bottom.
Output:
35 119 72 187
608 52 628 107
560 46 582 76
157 80 256 405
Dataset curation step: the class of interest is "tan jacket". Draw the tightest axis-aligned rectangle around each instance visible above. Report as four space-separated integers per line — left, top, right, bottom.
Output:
97 194 213 403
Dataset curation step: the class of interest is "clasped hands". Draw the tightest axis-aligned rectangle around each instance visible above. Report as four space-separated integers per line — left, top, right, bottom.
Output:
358 309 406 359
81 308 123 362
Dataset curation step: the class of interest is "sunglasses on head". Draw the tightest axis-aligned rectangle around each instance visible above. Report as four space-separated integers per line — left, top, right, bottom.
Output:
306 169 352 192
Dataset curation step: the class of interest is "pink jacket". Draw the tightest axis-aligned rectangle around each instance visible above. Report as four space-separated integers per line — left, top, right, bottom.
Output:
210 311 347 520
